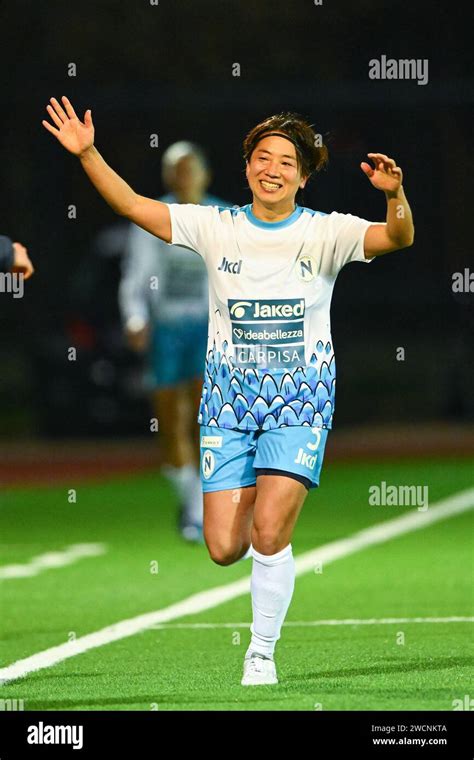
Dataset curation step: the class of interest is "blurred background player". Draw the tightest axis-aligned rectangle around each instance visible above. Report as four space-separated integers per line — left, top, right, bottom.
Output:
118 142 233 542
0 236 34 278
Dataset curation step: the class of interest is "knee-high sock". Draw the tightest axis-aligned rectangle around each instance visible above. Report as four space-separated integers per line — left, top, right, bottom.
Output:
247 543 295 659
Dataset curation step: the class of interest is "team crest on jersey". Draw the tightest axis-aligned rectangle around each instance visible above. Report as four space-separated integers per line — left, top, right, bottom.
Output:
202 450 216 479
297 255 316 282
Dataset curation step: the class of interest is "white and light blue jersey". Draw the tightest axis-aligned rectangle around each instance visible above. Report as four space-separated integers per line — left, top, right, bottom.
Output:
167 202 377 430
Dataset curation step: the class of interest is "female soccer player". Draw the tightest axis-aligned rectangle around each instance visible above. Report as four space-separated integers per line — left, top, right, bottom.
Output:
43 96 414 686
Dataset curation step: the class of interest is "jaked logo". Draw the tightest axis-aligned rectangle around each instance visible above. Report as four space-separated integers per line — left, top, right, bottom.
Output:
217 256 242 274
229 298 306 368
229 299 305 321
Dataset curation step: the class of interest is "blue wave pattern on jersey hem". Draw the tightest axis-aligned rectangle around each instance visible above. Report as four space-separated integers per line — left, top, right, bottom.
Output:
197 339 335 430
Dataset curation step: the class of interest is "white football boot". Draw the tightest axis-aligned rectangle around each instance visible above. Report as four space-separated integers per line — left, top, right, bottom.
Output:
241 652 278 686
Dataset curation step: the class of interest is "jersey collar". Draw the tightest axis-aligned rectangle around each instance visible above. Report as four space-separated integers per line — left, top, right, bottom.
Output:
244 203 303 230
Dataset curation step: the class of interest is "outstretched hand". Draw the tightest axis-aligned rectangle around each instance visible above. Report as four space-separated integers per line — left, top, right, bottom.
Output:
360 153 403 193
42 96 94 156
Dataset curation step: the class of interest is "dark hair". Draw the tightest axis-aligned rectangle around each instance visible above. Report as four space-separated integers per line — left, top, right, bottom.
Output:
243 112 328 200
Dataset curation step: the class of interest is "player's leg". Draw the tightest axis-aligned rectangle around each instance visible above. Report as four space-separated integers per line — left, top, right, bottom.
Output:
239 474 307 685
152 385 193 468
200 427 258 564
150 321 202 540
149 319 192 466
154 384 204 541
252 473 308 554
241 426 329 685
171 319 209 538
203 486 256 565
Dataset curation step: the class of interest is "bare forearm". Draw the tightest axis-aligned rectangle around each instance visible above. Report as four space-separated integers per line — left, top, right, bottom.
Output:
385 186 414 246
79 145 137 216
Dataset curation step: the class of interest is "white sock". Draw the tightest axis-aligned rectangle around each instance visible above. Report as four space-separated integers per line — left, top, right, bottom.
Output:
247 543 295 659
162 464 203 525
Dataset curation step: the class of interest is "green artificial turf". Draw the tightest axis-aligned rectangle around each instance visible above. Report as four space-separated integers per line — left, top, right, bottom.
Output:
0 458 472 710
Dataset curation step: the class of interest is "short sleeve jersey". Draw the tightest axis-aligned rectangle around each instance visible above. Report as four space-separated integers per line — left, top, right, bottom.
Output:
166 202 376 431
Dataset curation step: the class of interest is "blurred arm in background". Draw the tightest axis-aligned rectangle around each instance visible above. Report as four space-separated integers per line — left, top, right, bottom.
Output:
0 236 34 278
118 224 158 353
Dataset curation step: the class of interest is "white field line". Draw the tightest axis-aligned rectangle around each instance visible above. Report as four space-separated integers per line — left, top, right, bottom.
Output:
0 544 107 579
1 487 473 685
151 617 474 630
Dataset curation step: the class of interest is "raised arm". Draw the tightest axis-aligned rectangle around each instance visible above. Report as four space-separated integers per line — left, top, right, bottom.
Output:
360 152 414 258
42 96 171 243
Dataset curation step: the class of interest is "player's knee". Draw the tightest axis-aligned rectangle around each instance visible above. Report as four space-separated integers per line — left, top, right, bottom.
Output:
251 527 282 556
207 542 241 566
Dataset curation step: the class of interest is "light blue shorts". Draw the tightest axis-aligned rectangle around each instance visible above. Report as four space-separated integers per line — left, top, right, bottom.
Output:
146 319 208 388
199 425 329 493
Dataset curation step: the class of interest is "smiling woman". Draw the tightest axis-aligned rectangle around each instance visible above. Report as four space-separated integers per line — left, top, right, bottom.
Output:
42 96 414 687
242 112 328 219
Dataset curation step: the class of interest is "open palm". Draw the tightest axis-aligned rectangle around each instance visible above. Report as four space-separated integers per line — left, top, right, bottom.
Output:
42 96 94 156
360 153 403 193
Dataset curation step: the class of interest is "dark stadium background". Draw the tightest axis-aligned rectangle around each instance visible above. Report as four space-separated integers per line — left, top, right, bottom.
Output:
0 0 471 443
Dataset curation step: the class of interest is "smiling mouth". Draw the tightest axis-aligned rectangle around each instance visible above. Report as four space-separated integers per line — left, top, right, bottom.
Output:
259 180 282 192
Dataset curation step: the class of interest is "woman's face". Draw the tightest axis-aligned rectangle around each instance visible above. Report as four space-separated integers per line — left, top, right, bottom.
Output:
245 134 307 207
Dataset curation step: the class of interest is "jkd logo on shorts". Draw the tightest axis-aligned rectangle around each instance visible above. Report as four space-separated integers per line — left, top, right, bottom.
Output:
294 428 321 470
202 450 216 479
